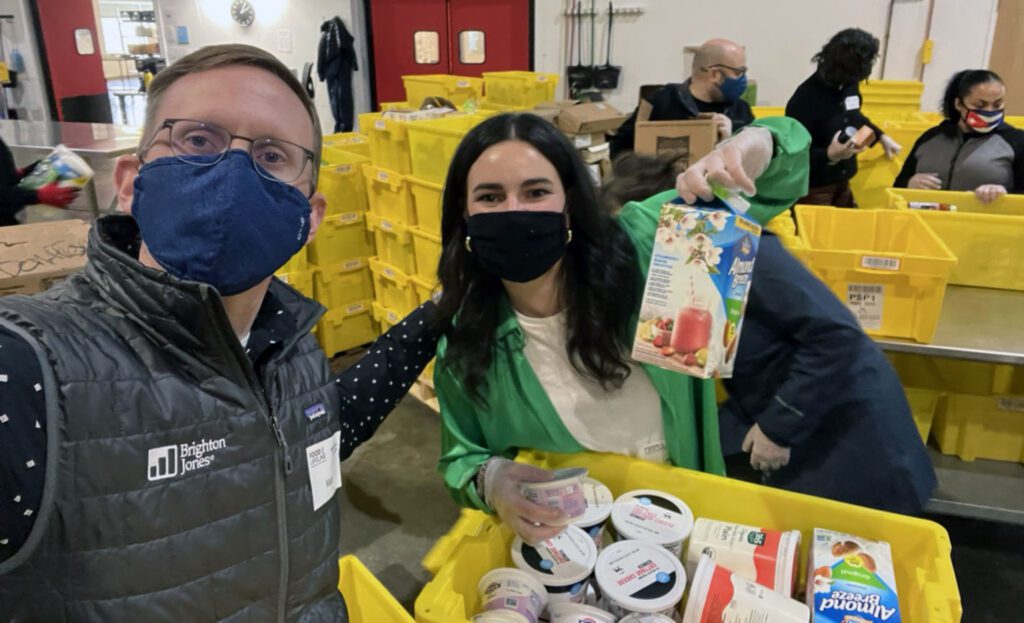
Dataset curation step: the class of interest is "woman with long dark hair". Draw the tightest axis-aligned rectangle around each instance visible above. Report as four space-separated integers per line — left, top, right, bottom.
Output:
432 112 811 542
894 69 1024 202
786 28 902 207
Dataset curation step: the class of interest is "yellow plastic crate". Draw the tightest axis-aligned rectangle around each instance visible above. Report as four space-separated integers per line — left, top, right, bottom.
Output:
410 226 442 283
888 352 1022 396
409 176 444 235
416 451 961 623
849 150 904 208
750 106 785 118
364 164 416 226
323 132 370 158
933 393 1024 464
795 205 957 342
319 152 371 215
372 300 402 332
482 71 560 108
317 301 377 356
338 556 414 623
369 257 419 317
859 80 924 116
365 212 417 275
1007 115 1024 128
885 188 1024 291
411 275 436 306
403 74 484 107
276 248 309 274
903 387 941 443
309 212 376 266
313 259 374 309
357 112 412 174
275 268 315 300
406 115 484 185
479 98 531 112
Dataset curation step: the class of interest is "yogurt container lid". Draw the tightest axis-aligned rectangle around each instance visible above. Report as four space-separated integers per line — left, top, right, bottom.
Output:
618 613 677 623
477 567 548 605
594 540 687 613
547 601 617 623
611 489 694 545
570 477 614 528
472 611 532 623
511 525 598 586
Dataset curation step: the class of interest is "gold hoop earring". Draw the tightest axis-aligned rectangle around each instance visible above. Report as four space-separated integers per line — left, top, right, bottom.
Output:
464 236 472 252
566 228 573 244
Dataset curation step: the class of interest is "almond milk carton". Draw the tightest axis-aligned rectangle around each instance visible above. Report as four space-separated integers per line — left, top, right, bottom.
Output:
807 529 902 623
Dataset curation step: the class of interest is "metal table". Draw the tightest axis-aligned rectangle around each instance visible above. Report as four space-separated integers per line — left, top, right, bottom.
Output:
0 119 142 217
875 286 1024 524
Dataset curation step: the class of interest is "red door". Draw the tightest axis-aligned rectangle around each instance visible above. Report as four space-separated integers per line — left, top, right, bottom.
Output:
32 0 109 122
369 0 531 107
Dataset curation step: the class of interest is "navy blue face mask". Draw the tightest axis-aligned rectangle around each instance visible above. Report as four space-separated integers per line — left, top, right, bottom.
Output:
131 150 311 296
719 72 748 103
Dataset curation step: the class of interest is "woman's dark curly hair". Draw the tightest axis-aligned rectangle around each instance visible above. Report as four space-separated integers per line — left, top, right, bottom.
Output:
813 28 880 88
435 113 641 404
941 69 1004 120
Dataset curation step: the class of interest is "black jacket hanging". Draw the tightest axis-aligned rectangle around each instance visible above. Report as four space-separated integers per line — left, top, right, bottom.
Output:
317 17 358 133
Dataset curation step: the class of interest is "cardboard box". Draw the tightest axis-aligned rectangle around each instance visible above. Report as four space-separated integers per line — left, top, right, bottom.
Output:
564 131 607 149
579 142 610 165
634 100 718 169
557 102 627 135
0 219 90 297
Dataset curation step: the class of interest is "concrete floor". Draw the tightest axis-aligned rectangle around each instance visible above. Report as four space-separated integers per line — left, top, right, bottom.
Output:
338 394 1024 622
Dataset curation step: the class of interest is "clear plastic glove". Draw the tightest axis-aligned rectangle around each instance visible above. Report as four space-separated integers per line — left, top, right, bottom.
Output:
826 130 865 163
974 184 1007 204
879 134 902 160
907 173 942 190
675 126 774 203
711 113 733 143
742 423 791 472
481 457 566 544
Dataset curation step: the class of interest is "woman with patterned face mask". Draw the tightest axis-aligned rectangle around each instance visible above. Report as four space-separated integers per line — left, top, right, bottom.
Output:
895 70 1024 203
429 112 810 544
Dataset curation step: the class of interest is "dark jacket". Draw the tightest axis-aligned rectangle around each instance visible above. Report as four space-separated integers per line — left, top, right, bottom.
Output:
720 233 936 515
894 119 1024 192
317 17 358 81
786 72 883 188
0 138 39 226
609 79 755 157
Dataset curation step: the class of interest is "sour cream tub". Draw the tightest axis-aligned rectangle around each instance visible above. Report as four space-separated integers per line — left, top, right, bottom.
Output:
618 613 677 623
685 518 801 597
610 490 694 557
594 540 686 619
547 601 617 623
681 556 810 623
519 468 589 525
477 567 548 623
570 477 614 549
511 525 599 610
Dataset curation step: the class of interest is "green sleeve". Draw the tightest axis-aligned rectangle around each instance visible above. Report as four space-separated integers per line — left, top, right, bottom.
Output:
744 117 811 225
434 338 497 513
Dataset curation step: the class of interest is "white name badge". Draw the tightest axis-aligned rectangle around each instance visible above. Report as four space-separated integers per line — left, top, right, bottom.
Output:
844 95 860 111
306 431 342 511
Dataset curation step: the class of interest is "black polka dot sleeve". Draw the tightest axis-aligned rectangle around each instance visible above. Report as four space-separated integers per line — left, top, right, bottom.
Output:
334 302 441 461
0 327 47 565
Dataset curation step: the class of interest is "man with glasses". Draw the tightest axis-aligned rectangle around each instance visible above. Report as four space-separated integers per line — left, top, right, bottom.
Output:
610 38 755 157
0 44 438 621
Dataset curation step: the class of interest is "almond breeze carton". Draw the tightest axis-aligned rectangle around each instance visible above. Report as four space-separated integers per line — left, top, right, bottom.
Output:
808 529 902 623
632 192 761 379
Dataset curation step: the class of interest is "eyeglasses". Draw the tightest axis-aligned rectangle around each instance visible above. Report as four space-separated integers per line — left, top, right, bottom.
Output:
703 64 748 78
140 118 317 195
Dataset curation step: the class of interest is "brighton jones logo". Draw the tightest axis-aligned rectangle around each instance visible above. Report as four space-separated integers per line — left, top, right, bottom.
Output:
147 438 226 481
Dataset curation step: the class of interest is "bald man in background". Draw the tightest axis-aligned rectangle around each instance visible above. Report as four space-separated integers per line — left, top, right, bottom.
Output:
610 38 755 157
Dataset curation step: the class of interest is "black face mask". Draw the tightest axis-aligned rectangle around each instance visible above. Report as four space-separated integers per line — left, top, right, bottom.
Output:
465 211 570 283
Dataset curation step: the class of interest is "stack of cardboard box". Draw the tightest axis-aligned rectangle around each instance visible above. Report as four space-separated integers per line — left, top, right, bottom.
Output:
0 220 90 297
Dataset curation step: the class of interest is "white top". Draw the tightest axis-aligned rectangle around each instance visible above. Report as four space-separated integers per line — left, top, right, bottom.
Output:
514 309 667 462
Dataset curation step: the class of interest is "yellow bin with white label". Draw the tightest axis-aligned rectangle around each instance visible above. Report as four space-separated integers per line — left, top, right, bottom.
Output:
794 205 956 343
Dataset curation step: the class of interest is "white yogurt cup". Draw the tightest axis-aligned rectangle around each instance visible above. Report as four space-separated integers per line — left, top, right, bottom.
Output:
477 567 548 623
570 477 614 550
547 601 617 623
685 518 801 597
618 613 677 623
520 468 589 525
594 540 686 620
610 490 694 558
473 611 532 623
511 525 598 610
681 556 810 623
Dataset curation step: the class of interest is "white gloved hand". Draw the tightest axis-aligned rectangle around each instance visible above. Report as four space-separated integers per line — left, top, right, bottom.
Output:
742 423 791 472
907 173 942 190
711 113 733 143
974 184 1007 204
880 134 902 160
675 126 774 203
480 457 566 544
826 130 865 163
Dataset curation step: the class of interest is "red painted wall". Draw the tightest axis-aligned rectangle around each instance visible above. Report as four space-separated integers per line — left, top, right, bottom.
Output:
35 0 107 119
